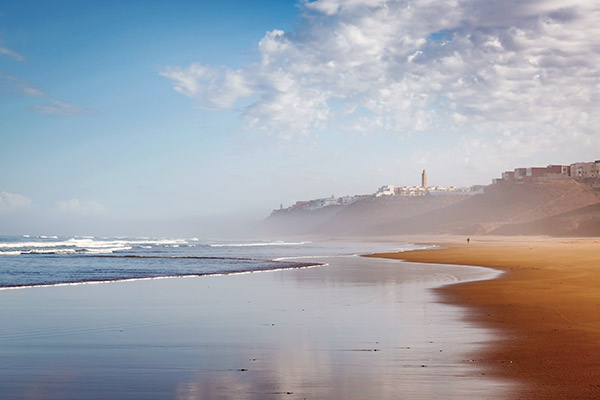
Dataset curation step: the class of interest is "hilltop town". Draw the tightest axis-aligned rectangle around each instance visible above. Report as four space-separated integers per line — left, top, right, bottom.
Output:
275 170 483 214
274 160 600 215
263 159 600 237
493 160 600 183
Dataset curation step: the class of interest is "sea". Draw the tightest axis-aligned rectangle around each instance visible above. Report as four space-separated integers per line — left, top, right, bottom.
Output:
0 235 423 289
0 236 517 399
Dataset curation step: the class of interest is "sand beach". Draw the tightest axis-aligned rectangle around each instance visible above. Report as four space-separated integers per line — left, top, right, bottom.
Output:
367 236 600 400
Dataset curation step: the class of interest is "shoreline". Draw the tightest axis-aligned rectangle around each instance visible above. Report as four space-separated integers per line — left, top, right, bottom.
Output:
0 250 515 399
0 261 326 291
367 236 600 400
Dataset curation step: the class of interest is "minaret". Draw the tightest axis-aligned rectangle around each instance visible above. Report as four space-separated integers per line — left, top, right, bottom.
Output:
421 169 427 188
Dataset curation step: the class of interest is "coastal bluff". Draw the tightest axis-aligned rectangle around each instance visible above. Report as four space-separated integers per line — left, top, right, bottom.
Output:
261 179 600 237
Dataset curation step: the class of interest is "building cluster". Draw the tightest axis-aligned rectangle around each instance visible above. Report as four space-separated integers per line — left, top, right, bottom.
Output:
276 161 600 214
372 170 478 199
374 184 475 198
493 160 600 184
280 194 370 212
276 169 479 213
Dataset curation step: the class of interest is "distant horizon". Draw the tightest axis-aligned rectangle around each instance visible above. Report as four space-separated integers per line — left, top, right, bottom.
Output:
1 156 598 237
2 0 599 236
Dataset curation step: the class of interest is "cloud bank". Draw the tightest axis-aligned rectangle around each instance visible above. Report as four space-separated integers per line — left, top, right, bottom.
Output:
161 0 600 153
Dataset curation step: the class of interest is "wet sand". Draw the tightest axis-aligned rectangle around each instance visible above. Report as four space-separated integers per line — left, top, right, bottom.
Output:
0 255 515 399
367 236 600 400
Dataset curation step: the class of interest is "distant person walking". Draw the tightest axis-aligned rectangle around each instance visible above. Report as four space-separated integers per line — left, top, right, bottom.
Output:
467 238 470 244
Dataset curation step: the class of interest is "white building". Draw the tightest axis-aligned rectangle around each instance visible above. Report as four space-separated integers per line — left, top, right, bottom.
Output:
375 185 396 197
339 195 360 205
396 186 427 196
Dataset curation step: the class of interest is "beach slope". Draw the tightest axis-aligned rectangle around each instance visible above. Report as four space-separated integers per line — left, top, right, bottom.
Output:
367 237 600 400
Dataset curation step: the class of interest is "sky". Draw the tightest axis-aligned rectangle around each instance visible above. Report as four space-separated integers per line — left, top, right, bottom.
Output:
1 0 599 236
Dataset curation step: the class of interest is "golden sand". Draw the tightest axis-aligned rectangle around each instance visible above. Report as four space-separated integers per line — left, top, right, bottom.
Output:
367 236 600 400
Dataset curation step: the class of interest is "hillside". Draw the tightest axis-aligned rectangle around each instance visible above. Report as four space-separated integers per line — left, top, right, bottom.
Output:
314 194 472 235
491 202 600 236
259 204 346 236
374 179 600 235
261 178 600 237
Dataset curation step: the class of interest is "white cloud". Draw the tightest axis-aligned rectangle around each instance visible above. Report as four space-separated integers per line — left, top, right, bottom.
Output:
31 98 92 117
0 191 32 213
0 28 86 119
56 199 106 215
0 42 25 62
0 74 92 117
159 63 252 109
304 0 389 16
162 0 600 151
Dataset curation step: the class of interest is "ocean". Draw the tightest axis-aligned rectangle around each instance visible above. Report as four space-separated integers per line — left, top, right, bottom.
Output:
0 236 516 399
0 236 422 289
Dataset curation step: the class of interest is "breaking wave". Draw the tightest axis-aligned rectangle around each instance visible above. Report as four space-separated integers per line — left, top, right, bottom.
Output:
209 241 311 247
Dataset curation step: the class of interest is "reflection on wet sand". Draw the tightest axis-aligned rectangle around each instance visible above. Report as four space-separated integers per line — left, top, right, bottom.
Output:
0 256 516 399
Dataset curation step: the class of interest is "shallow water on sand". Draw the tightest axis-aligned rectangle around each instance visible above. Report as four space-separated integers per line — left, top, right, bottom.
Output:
0 255 516 399
0 237 416 288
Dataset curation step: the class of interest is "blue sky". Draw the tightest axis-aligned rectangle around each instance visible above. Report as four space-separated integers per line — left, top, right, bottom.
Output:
1 0 599 236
